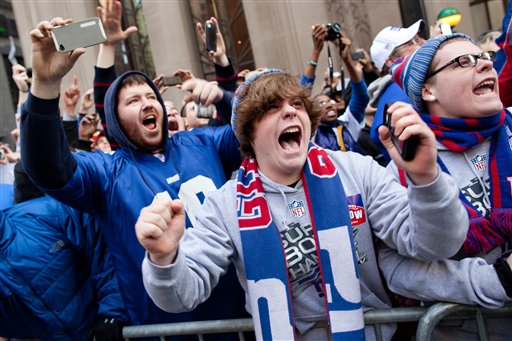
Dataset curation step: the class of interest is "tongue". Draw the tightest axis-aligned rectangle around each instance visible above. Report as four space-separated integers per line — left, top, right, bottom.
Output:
145 122 157 130
474 86 492 95
280 139 299 150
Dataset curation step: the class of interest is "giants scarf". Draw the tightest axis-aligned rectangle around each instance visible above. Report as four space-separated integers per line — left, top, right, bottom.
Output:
420 109 512 255
236 145 364 340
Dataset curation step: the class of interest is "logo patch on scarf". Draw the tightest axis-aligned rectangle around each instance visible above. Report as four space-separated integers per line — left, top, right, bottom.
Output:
288 200 306 218
471 154 487 172
347 194 366 226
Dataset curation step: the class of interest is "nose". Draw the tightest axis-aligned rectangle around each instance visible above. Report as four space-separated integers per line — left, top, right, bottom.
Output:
141 97 155 111
281 102 297 119
475 57 493 72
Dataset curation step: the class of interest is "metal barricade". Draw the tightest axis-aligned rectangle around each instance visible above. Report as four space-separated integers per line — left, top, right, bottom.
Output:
122 303 512 341
416 302 512 341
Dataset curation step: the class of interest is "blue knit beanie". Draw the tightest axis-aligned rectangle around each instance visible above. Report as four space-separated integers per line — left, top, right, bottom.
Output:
231 68 286 137
390 33 474 112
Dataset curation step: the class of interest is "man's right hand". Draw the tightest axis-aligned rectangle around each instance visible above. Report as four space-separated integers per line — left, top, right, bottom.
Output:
135 198 185 266
97 0 137 46
12 64 30 93
30 18 86 99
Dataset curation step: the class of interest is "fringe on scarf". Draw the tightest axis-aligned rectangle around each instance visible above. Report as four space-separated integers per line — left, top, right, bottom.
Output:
463 208 512 254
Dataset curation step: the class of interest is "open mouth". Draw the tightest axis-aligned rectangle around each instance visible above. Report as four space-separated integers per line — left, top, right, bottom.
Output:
142 114 157 130
168 118 179 131
278 126 302 151
473 79 495 96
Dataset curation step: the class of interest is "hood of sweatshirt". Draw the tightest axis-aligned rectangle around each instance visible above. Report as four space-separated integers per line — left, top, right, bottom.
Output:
367 74 394 108
104 70 168 152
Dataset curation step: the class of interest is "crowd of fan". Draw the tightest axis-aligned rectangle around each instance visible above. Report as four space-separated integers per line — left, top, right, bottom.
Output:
1 0 511 340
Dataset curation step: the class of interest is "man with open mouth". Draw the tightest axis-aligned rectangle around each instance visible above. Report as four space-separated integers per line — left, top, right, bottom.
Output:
136 69 470 340
380 33 512 340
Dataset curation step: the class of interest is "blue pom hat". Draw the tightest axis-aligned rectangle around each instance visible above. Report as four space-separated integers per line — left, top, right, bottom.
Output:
390 33 474 112
231 68 286 137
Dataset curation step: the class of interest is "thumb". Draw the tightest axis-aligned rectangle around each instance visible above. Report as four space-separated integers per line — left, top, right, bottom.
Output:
123 26 138 38
378 124 393 150
170 199 185 219
180 78 198 93
68 48 86 65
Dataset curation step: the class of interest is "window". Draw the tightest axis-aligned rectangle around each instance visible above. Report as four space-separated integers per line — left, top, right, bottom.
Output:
470 0 509 36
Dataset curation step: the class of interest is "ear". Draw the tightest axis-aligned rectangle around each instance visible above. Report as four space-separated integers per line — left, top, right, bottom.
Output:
422 85 436 102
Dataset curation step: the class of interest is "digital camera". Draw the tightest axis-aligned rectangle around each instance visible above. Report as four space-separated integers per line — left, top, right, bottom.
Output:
325 23 342 41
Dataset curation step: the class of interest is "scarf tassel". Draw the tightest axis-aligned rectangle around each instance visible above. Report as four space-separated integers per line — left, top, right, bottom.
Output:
463 217 504 254
491 208 512 241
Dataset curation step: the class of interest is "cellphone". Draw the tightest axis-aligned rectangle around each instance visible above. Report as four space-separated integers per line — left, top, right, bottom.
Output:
351 51 365 61
163 75 181 87
51 17 106 53
440 23 452 36
194 103 213 119
205 21 217 52
383 102 419 161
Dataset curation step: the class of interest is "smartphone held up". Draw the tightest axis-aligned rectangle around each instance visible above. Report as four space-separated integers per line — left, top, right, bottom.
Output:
51 17 106 53
205 21 217 53
383 102 419 161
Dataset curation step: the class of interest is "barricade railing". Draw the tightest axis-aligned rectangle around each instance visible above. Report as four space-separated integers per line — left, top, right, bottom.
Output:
416 302 512 341
122 303 512 341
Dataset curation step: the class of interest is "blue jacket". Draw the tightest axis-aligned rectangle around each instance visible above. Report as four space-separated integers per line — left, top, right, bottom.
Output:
20 68 248 336
314 79 369 152
0 196 127 340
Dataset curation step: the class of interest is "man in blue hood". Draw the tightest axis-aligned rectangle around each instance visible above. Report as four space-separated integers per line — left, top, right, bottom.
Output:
20 2 247 339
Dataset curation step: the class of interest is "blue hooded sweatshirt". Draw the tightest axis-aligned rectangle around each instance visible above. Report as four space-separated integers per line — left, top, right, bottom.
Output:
20 68 247 339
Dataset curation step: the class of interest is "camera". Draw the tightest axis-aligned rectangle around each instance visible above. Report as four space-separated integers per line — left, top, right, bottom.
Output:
325 23 342 41
194 103 213 119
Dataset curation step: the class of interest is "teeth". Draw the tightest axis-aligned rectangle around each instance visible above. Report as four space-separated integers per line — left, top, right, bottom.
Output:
476 80 495 88
283 127 299 134
146 115 156 120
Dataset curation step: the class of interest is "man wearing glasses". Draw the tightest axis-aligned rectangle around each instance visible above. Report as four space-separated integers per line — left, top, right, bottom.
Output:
380 33 512 339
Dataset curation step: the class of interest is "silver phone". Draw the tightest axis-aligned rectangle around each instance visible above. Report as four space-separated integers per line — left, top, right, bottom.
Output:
51 17 106 53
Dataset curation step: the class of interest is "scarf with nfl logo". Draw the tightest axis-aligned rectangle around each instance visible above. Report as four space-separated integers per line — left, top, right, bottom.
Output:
420 109 512 254
236 143 364 340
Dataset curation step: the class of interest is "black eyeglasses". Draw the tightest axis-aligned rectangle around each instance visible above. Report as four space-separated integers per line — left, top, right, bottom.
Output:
426 51 496 79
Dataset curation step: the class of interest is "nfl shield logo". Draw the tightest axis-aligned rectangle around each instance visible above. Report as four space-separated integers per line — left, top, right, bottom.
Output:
471 154 487 172
288 200 306 218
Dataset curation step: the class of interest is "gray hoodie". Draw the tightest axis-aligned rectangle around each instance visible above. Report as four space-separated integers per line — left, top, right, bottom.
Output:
142 150 468 340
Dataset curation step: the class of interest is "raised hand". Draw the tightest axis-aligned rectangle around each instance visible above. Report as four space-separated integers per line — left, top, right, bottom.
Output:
180 78 223 106
378 102 438 185
12 64 30 93
196 17 229 66
30 18 86 99
63 75 81 116
79 88 95 114
97 0 137 46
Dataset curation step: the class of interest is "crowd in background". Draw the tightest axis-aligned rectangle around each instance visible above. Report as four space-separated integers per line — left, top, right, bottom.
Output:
1 0 511 340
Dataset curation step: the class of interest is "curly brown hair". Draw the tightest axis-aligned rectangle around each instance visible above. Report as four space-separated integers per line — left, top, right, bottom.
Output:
234 72 322 158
